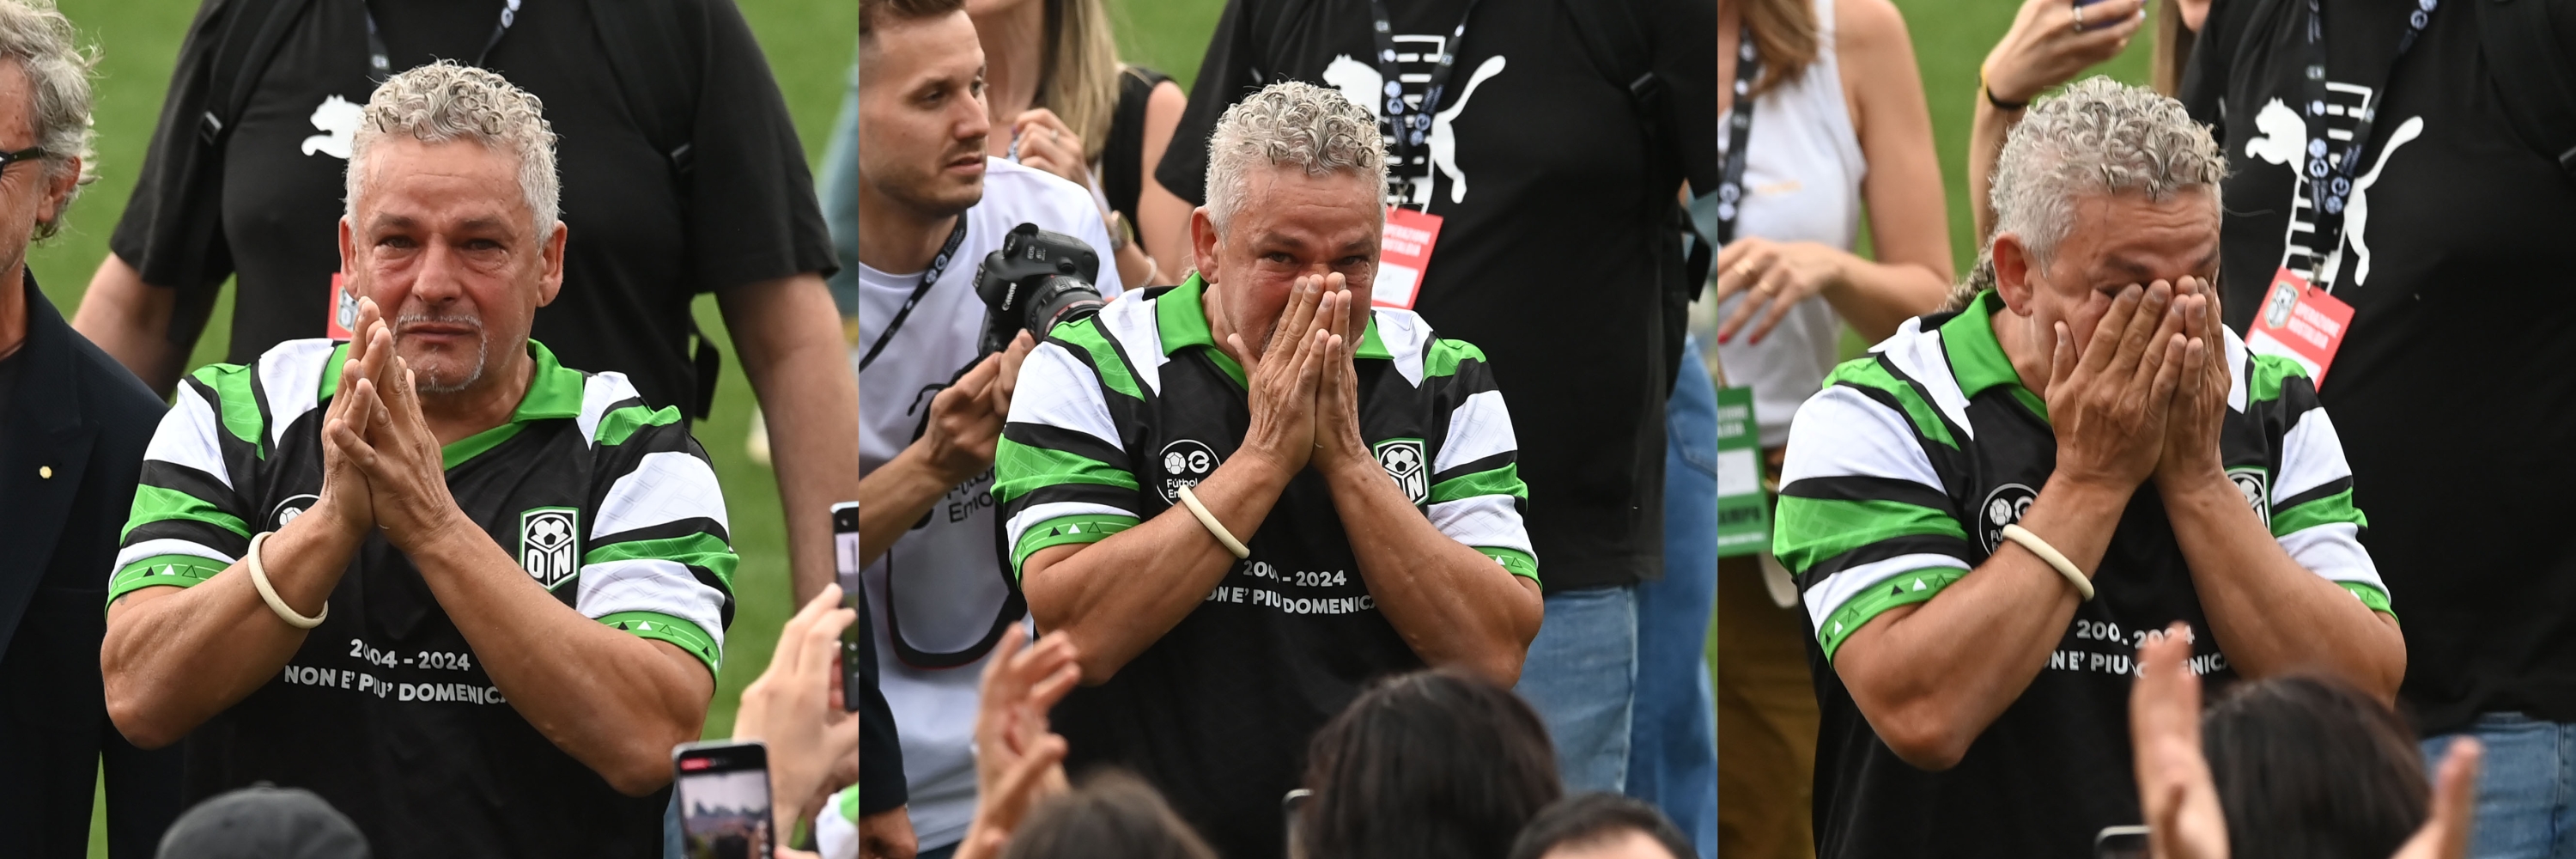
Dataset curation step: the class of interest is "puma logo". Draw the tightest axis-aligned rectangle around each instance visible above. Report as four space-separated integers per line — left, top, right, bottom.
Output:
301 95 362 160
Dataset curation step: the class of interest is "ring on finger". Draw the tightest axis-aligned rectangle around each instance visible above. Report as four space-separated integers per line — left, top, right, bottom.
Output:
2072 3 2087 31
1733 261 1757 279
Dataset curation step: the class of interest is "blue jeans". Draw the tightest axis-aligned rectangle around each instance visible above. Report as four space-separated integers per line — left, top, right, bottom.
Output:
1517 585 1640 793
1626 337 1720 858
2425 713 2576 859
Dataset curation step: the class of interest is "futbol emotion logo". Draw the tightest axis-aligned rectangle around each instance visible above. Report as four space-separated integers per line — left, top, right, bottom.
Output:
519 508 580 590
1157 439 1220 503
1978 483 2039 555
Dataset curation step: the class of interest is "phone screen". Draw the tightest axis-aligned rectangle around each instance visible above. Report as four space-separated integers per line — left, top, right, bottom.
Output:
834 502 864 713
676 740 773 859
2094 825 2150 859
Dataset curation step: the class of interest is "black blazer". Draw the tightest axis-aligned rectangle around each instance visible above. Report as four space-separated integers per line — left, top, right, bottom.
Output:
0 274 182 858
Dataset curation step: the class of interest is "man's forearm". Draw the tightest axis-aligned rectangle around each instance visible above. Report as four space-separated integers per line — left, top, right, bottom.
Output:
1325 465 1540 685
1021 455 1291 682
856 444 975 569
405 524 714 795
72 253 189 395
102 514 361 748
724 273 863 604
2161 475 2405 699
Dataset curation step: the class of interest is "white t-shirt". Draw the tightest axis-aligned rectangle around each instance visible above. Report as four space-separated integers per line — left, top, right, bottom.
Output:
852 157 1123 850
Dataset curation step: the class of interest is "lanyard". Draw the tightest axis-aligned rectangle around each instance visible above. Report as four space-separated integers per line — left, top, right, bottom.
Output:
2297 0 2436 290
1364 0 1480 204
856 216 972 374
1714 37 1759 247
362 0 522 82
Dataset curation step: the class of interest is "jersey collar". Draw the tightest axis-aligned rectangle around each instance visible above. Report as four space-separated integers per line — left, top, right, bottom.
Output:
318 338 589 467
1155 272 1390 387
1939 289 2050 420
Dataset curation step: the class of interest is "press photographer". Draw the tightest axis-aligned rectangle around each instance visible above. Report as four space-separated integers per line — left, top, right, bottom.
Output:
849 0 1125 854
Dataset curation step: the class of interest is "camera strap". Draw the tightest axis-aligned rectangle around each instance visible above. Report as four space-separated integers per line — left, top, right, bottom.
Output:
2293 0 2437 291
361 0 520 81
1714 36 1758 247
857 216 972 374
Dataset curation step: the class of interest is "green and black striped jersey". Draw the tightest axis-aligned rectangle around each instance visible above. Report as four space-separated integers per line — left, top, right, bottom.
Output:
1774 289 2385 859
112 338 734 856
990 274 1533 859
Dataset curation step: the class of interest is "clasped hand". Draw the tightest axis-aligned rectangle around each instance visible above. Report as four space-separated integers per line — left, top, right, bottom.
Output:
309 297 471 551
1220 273 1369 480
2045 278 2230 493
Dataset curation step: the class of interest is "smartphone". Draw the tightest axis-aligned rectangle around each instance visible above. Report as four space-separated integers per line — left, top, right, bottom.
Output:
674 740 774 859
1283 789 1313 859
834 502 865 713
2095 825 2151 859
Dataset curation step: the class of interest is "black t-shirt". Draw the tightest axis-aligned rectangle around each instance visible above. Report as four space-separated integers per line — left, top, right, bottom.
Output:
112 0 835 412
1157 0 1718 590
2184 0 2576 732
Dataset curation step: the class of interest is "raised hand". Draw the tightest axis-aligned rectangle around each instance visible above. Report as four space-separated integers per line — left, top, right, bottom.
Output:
315 298 393 537
2131 624 2229 859
1222 275 1332 478
924 332 1038 484
2155 278 2229 487
2392 737 2485 859
1309 274 1371 478
732 584 861 832
1711 237 1847 345
1981 0 2146 107
960 631 1082 858
329 359 466 551
2046 283 2190 492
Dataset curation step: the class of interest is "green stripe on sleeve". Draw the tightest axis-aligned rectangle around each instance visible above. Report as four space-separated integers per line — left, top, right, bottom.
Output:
123 484 251 542
1823 359 1956 448
191 363 267 453
2339 581 2395 618
1011 513 1140 576
1050 323 1146 401
2272 488 2368 537
1475 546 1540 583
1423 338 1486 380
106 554 230 606
583 533 740 590
2245 353 2312 407
992 438 1141 503
1771 496 1967 574
594 404 683 447
1816 567 1967 660
1428 463 1527 505
598 611 722 674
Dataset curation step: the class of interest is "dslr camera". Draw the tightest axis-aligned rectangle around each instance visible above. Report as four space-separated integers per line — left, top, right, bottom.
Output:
975 222 1105 355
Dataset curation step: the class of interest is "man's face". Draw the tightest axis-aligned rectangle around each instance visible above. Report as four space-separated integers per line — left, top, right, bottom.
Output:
339 137 565 394
858 11 989 219
2003 186 2221 359
0 58 77 278
1192 167 1382 348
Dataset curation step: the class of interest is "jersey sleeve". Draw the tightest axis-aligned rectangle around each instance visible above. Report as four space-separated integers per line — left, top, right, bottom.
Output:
580 397 737 675
1423 338 1539 582
1772 370 1977 661
109 367 263 605
1151 0 1259 204
993 325 1146 578
2247 354 2391 615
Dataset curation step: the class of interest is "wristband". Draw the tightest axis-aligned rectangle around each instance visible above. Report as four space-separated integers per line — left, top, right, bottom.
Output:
1980 66 2031 111
2001 523 2093 601
246 531 329 629
1174 483 1251 559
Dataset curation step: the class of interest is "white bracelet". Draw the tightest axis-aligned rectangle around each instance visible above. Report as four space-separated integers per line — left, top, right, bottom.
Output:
2000 523 2094 601
246 531 329 629
1174 484 1250 559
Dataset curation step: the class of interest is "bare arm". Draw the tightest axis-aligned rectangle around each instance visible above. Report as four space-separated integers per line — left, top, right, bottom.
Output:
1134 81 1195 281
72 253 190 395
720 272 861 605
1835 0 1951 336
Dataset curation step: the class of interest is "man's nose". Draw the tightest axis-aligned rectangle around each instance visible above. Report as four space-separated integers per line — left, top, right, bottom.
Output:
410 241 466 302
956 94 991 144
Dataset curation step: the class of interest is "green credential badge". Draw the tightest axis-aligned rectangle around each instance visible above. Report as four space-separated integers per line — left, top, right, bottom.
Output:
1715 387 1771 557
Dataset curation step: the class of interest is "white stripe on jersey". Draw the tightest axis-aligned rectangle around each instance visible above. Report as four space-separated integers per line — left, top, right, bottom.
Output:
1871 320 1976 442
1004 501 1139 551
1778 385 1951 496
1801 553 1973 637
2277 521 2386 594
257 339 340 448
1434 390 1516 475
576 372 644 443
593 451 732 538
146 384 232 489
1094 295 1166 396
113 537 238 571
1427 495 1534 556
2224 326 2251 413
575 557 728 650
1009 343 1123 449
2274 408 2353 504
1370 309 1432 387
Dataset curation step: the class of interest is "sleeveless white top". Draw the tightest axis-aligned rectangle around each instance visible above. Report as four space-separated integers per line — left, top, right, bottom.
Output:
1698 0 1868 448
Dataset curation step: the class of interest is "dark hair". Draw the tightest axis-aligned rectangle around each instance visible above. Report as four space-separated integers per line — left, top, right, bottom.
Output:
1000 771 1218 859
1297 670 1563 859
1506 793 1694 859
859 0 966 40
2202 674 2427 859
157 785 369 859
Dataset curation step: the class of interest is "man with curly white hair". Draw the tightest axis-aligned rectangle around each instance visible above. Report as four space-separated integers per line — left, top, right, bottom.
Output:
1773 76 2405 857
100 63 733 857
994 79 1544 859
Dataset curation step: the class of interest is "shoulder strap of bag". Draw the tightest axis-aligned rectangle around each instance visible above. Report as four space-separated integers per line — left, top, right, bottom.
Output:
196 0 314 147
2474 0 2576 179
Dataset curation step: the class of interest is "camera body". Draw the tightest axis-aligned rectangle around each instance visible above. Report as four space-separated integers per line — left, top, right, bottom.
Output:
976 222 1105 355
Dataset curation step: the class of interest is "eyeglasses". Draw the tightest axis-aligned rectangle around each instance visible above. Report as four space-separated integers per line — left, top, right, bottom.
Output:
0 145 47 173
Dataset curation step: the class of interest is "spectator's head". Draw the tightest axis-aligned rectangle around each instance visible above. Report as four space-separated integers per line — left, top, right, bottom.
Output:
0 0 91 249
1193 80 1384 348
339 61 565 396
860 0 988 222
1984 76 2226 357
1001 771 1218 859
157 785 371 859
2202 675 2428 859
1297 670 1561 859
1506 794 1695 859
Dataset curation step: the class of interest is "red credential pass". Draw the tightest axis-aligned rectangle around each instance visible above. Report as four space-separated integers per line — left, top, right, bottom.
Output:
325 271 360 340
1371 206 1443 310
2242 267 2354 387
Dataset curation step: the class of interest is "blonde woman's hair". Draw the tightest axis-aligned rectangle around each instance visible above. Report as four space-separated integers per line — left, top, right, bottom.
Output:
1740 0 1819 101
1040 0 1121 162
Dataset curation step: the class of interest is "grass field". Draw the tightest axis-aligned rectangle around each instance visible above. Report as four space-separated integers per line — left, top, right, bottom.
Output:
57 0 2159 853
